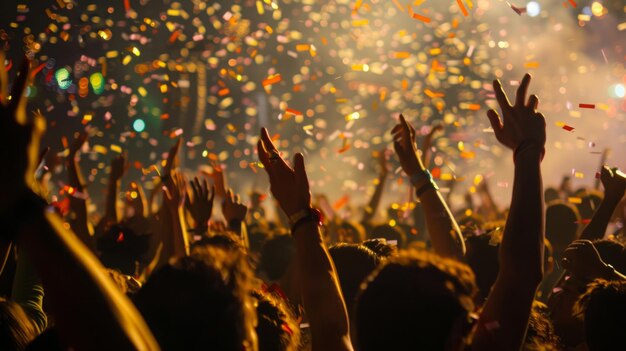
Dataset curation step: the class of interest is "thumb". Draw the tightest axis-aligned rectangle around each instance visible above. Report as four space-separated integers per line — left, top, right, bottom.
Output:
293 153 309 189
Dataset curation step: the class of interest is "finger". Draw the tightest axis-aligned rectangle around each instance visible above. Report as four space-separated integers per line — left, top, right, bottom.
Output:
527 94 539 111
294 153 309 190
515 73 531 108
260 127 277 152
194 177 202 195
9 56 31 113
601 165 612 179
226 188 234 202
235 194 241 203
399 114 412 139
257 139 270 169
493 79 512 111
391 124 402 135
486 109 503 131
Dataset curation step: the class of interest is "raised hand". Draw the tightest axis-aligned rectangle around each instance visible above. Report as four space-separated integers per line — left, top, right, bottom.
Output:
68 132 88 158
600 165 626 200
222 188 247 224
208 161 227 199
163 138 182 177
186 177 214 229
163 169 186 210
257 128 311 217
0 55 45 204
391 115 425 177
562 240 612 281
487 74 546 155
110 153 128 182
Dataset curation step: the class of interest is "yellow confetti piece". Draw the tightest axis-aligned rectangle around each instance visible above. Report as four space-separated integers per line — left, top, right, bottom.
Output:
351 19 369 26
110 144 122 153
296 44 311 51
568 197 582 204
92 145 108 154
524 61 540 68
574 172 584 179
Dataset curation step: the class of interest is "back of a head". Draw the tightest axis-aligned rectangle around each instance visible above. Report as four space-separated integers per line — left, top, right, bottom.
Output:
356 250 477 351
253 291 300 351
0 299 38 351
369 224 407 249
592 239 626 273
576 280 626 351
574 190 603 222
134 247 256 350
329 244 381 317
546 200 581 255
97 224 150 276
463 231 500 303
544 187 560 203
260 235 296 281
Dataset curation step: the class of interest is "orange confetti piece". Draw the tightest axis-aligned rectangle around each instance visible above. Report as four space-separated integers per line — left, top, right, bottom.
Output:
296 44 310 51
424 89 445 98
168 30 181 44
218 88 230 96
467 103 481 111
524 61 540 68
124 0 131 12
392 0 406 12
394 52 411 59
332 195 350 210
457 0 469 16
285 108 303 116
262 74 282 87
411 13 431 23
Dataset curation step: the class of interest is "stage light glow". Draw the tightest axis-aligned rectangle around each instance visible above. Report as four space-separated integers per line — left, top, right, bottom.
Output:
526 2 540 17
133 119 146 132
610 84 625 98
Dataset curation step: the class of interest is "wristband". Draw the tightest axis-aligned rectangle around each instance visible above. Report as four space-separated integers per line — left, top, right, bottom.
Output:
290 208 323 233
409 169 433 187
415 181 439 197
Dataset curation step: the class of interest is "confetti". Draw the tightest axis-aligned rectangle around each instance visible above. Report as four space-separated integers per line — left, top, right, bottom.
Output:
578 103 595 109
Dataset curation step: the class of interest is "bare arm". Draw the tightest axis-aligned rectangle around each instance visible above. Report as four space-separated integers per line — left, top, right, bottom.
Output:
258 128 352 351
473 74 546 350
163 170 190 259
103 154 128 225
0 55 158 350
362 151 388 224
392 115 465 260
66 133 93 249
580 166 626 241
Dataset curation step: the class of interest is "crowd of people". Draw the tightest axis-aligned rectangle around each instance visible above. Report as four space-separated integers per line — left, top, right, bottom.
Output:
1 53 626 351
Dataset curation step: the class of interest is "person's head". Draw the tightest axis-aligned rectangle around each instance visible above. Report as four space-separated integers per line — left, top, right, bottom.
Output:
0 299 39 351
546 200 581 256
97 223 150 276
369 224 407 249
544 187 560 203
252 291 300 351
575 280 626 351
463 230 500 304
329 244 381 319
549 239 626 348
134 246 258 351
259 235 296 282
524 301 561 351
362 238 396 259
356 250 477 351
333 221 366 244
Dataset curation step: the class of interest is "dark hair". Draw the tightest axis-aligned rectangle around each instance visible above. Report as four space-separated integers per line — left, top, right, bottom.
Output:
329 244 381 318
252 291 300 351
592 239 626 273
259 235 296 281
464 231 500 303
134 246 256 350
524 301 561 350
194 231 245 252
369 224 407 249
356 250 477 350
575 280 626 351
544 187 560 203
97 224 150 276
545 200 580 256
362 239 395 259
0 299 39 351
574 190 603 222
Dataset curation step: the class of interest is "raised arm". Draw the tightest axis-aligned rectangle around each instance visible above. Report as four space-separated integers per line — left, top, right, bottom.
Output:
473 74 546 350
362 150 388 224
222 188 249 244
0 56 159 350
102 153 128 226
579 166 626 241
392 115 465 260
66 132 94 248
186 177 214 236
162 169 190 259
257 128 352 351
